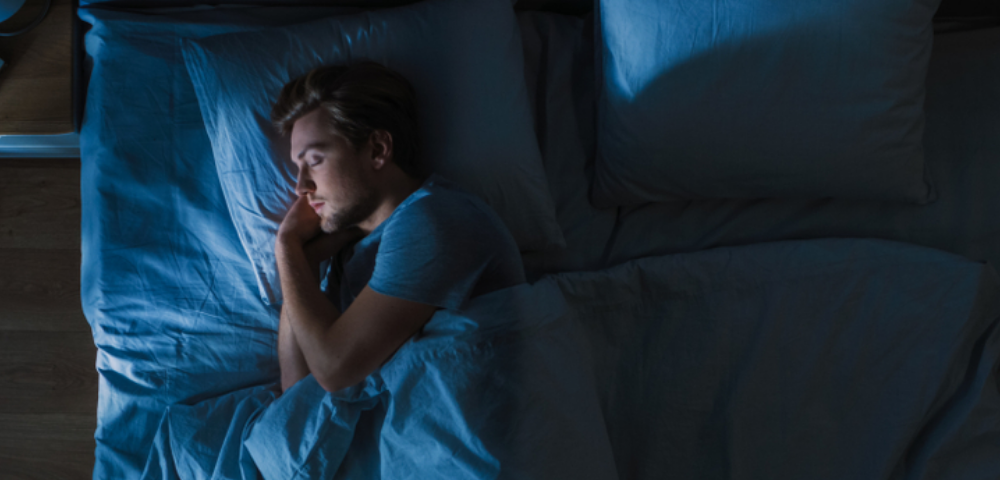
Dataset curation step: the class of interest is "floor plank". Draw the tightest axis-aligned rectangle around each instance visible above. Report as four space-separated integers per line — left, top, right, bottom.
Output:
0 161 81 250
0 159 95 476
0 414 95 480
0 248 88 332
0 331 98 415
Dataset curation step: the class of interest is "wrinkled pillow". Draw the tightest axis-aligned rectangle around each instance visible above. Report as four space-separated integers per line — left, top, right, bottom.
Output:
593 0 940 206
183 0 564 305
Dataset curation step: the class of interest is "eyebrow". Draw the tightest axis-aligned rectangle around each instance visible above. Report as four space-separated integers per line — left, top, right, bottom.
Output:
296 141 331 160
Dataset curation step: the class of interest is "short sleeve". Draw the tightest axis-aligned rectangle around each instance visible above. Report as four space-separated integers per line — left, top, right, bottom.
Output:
368 194 511 310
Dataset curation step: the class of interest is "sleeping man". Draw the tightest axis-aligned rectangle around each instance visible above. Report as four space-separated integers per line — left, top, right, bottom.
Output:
271 62 526 394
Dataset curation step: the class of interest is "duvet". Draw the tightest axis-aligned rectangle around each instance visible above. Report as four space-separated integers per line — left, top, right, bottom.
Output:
138 238 1000 480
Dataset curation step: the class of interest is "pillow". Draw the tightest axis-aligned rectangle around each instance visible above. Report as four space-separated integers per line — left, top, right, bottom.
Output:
593 0 941 206
182 0 565 305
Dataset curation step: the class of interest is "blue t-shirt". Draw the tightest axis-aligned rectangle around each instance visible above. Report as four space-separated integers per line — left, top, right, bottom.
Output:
320 174 526 312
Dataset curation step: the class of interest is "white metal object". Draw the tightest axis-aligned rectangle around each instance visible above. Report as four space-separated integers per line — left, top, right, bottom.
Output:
0 133 80 158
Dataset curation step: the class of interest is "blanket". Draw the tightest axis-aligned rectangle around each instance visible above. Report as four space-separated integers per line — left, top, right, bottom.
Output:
140 280 616 480
139 238 1000 480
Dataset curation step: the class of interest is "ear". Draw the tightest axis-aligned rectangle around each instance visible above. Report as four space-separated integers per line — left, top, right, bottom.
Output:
369 130 394 170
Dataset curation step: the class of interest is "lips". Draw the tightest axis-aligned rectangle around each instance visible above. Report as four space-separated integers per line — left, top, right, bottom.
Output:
310 202 324 214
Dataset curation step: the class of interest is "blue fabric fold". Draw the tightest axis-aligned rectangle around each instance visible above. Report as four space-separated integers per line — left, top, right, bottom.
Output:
244 376 386 480
140 281 617 480
142 383 279 480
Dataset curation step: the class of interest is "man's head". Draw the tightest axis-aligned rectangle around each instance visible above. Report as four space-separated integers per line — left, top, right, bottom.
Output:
271 62 421 233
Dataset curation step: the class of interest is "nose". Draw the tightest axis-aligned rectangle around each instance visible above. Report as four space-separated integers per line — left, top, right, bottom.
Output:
295 168 315 197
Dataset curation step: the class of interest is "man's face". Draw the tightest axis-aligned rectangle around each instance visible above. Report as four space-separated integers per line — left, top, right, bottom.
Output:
289 109 380 234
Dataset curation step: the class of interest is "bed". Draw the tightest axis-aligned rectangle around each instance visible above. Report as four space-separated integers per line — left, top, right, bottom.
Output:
77 0 1000 478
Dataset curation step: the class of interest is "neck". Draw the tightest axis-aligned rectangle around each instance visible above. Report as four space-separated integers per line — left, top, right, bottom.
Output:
357 169 423 234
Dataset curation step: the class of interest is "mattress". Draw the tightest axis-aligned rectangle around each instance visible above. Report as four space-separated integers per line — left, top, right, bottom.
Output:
78 4 1000 479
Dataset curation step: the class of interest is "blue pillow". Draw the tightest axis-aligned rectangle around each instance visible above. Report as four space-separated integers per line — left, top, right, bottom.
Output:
182 0 564 305
593 0 940 206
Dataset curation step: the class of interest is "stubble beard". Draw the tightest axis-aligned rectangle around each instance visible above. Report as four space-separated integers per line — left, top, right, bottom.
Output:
320 180 380 234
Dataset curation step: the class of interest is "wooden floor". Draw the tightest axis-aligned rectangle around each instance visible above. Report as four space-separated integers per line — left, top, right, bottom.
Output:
0 158 96 479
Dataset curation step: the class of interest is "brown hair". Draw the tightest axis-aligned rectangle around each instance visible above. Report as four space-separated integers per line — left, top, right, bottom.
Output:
271 62 422 178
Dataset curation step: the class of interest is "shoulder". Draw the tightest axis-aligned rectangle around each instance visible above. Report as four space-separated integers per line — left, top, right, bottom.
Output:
387 177 496 235
368 176 525 309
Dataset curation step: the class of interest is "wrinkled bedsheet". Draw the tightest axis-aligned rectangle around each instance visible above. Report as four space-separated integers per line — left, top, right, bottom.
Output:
80 5 1000 479
557 239 1000 480
139 239 1000 480
140 280 615 480
79 6 356 478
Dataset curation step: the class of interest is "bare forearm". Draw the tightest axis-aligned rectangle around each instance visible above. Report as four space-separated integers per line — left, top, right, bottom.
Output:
278 306 310 393
275 239 343 383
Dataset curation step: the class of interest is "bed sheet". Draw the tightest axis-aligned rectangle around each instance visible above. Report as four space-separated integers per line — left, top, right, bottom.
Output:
78 5 359 478
81 5 1000 479
560 238 1000 480
518 14 1000 278
140 279 618 480
102 222 1000 479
